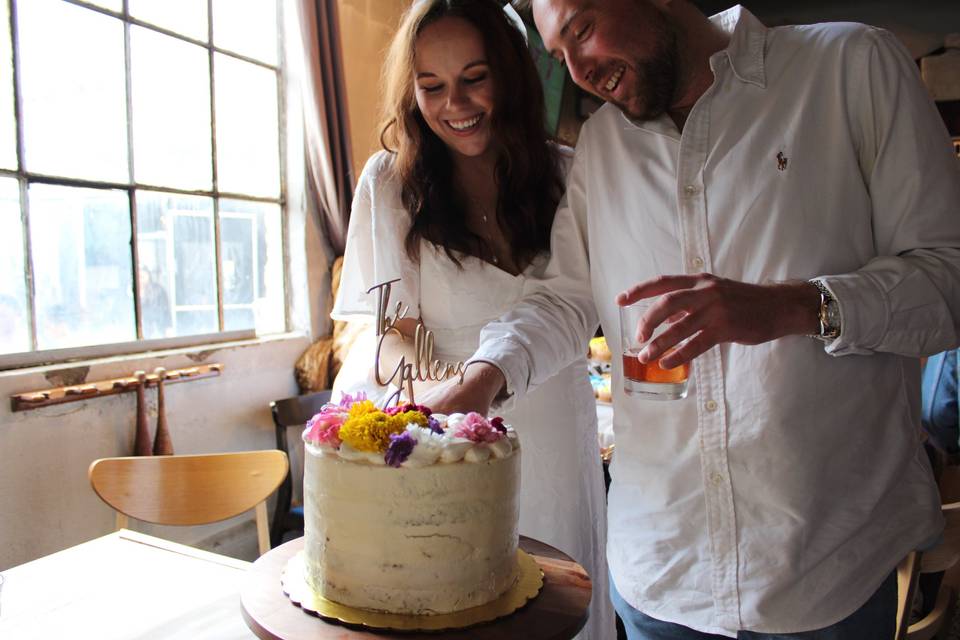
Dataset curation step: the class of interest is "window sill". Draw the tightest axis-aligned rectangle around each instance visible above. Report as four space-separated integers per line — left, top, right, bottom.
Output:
0 332 309 378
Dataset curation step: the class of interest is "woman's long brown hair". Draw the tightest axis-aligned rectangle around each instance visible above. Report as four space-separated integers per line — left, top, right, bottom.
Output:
379 0 564 269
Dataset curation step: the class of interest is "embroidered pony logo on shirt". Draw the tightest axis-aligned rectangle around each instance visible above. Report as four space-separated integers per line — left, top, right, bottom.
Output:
776 151 788 171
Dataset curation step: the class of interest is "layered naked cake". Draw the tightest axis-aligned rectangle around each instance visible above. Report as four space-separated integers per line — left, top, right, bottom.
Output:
301 395 521 615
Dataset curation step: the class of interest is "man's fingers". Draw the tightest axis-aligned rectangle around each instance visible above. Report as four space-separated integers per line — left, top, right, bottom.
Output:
639 313 707 364
660 331 713 369
617 275 703 307
637 290 703 340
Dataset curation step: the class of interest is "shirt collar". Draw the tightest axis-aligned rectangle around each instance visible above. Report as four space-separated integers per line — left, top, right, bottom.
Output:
710 5 767 89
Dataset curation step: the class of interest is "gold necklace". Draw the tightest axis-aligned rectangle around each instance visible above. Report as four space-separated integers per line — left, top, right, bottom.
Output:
468 197 501 265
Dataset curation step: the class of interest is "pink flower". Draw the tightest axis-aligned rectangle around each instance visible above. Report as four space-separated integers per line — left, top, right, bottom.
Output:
454 412 503 443
304 412 344 447
336 391 367 409
304 391 367 447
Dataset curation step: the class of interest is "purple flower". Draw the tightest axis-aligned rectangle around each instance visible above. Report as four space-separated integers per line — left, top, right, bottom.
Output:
427 416 444 435
491 416 507 434
384 431 417 467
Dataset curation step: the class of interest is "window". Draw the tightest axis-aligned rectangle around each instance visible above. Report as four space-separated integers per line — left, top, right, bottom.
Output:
0 0 287 363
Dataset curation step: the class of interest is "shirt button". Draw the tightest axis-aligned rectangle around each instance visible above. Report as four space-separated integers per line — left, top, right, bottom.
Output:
683 184 701 196
705 399 718 412
691 256 704 270
710 472 724 486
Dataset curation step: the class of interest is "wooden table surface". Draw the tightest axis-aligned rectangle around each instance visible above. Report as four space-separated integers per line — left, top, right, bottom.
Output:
241 536 591 640
0 529 256 639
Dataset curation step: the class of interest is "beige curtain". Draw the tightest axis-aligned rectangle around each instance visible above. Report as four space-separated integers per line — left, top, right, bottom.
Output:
295 0 354 255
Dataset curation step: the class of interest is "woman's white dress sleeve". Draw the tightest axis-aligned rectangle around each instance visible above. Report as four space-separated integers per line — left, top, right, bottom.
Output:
332 151 421 321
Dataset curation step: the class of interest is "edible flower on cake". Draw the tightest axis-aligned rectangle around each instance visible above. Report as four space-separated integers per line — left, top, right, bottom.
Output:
302 393 517 467
384 431 417 467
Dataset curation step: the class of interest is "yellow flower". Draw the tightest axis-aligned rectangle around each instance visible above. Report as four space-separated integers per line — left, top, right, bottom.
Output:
339 410 404 453
390 410 429 431
347 400 378 419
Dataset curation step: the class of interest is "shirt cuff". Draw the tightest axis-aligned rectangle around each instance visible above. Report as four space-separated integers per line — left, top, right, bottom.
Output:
815 275 879 356
467 337 533 413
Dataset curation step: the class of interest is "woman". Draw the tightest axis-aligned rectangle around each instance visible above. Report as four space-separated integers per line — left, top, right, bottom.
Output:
331 2 614 637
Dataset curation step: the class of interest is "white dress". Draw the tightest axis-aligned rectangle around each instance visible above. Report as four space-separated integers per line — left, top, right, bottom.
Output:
332 151 615 640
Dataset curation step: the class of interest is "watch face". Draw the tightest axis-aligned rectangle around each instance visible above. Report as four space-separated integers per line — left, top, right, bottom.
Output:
825 300 841 330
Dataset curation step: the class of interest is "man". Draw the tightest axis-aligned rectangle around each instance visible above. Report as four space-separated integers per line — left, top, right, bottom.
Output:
426 0 960 638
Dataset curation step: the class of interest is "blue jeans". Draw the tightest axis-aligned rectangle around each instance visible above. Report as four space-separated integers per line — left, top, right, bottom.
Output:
921 349 959 455
610 571 897 640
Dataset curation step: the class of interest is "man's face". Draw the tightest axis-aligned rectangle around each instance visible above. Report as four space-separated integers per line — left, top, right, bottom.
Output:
533 0 680 121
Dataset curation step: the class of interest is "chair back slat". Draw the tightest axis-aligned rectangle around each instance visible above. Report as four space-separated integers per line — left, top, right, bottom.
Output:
271 390 332 427
88 450 288 526
268 390 332 547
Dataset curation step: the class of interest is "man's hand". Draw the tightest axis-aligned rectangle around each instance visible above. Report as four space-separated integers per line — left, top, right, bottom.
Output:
415 362 507 416
616 274 820 368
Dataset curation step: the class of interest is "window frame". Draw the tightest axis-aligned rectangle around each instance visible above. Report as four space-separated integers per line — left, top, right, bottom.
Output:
0 0 293 370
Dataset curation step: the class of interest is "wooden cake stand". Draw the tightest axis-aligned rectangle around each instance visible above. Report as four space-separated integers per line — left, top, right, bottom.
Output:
241 536 592 640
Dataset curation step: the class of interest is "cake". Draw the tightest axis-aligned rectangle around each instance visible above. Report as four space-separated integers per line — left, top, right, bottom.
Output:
301 394 521 615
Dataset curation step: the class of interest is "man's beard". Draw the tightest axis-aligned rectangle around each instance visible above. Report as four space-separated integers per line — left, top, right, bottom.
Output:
618 17 680 121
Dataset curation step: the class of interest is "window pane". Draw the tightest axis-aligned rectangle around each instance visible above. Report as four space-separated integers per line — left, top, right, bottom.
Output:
215 54 280 198
0 178 28 354
212 0 277 65
131 27 213 191
129 0 209 42
136 190 217 339
0 0 16 170
220 199 283 334
29 184 134 350
17 0 128 182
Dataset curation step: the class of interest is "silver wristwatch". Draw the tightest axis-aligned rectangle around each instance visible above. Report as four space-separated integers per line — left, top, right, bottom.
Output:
810 279 841 341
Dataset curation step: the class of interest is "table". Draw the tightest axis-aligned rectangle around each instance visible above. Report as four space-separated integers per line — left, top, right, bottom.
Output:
0 529 255 639
242 536 592 639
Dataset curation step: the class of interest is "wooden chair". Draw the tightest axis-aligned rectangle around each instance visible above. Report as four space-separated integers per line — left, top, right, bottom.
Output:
896 465 960 639
269 390 332 547
88 450 288 556
897 551 923 640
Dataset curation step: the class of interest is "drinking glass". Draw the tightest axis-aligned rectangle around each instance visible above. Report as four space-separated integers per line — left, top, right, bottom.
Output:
618 300 691 400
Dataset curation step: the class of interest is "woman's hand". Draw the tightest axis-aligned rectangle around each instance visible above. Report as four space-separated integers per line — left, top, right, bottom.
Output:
415 362 506 416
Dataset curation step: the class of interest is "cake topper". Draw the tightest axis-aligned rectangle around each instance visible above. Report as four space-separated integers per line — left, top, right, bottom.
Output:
368 279 466 407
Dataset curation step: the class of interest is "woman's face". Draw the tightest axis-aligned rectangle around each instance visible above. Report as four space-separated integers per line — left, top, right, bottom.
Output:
413 17 496 160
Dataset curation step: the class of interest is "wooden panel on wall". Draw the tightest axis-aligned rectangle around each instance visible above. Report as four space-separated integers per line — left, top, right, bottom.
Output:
337 0 408 186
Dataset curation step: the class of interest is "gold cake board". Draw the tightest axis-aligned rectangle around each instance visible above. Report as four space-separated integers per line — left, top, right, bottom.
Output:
281 550 544 632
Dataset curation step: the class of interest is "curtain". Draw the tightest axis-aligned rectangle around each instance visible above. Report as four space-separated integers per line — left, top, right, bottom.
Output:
295 0 354 256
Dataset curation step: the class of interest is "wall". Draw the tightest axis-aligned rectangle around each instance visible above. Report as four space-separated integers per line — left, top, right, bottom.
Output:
337 0 408 185
693 0 960 59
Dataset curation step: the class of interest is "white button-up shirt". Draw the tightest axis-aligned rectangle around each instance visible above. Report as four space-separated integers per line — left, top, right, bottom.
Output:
472 6 960 636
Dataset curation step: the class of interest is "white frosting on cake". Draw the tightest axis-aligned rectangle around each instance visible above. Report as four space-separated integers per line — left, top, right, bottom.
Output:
302 440 521 614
